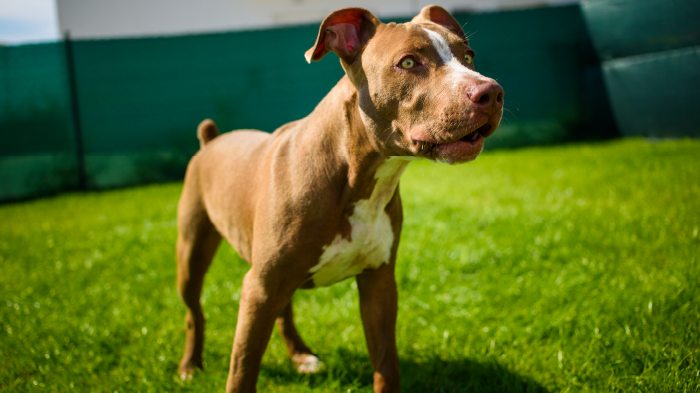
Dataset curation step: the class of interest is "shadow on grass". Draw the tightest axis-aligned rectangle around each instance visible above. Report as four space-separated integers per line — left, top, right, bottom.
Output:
260 348 549 393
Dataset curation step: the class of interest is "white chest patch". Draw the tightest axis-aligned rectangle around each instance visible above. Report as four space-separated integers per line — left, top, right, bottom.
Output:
309 158 410 287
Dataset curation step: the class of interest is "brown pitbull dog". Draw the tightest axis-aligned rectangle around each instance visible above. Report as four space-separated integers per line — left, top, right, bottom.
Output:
176 5 504 392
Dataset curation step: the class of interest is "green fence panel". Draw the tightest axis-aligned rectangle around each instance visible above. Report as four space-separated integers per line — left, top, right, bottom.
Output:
602 46 700 138
0 43 78 201
581 0 700 60
71 26 344 189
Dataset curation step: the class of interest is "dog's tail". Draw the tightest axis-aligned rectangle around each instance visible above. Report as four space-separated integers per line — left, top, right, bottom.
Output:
197 119 219 149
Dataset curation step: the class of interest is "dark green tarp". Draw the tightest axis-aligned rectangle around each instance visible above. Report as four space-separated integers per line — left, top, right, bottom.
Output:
581 0 700 137
602 46 700 138
581 0 700 60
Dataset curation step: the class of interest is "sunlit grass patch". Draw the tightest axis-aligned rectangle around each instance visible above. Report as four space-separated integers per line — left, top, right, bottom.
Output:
1 138 698 392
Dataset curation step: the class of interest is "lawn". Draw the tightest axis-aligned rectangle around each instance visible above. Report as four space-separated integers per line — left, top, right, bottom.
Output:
1 138 698 392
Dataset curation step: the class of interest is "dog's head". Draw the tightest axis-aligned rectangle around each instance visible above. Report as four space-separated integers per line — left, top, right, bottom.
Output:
306 5 504 164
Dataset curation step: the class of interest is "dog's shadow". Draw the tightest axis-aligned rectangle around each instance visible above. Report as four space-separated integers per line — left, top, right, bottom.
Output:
260 347 550 392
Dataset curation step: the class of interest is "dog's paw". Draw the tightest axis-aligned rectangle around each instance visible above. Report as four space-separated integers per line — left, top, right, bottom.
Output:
293 354 323 374
178 361 202 381
179 371 194 381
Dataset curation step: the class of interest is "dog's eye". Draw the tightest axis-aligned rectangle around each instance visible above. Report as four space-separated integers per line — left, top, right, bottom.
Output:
464 53 473 64
400 57 416 69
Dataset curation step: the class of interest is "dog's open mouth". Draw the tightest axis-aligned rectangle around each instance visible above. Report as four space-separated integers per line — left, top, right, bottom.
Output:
459 124 491 143
415 123 492 164
419 123 491 152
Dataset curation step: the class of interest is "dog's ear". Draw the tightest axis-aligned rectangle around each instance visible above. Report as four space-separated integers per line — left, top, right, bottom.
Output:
411 5 466 40
305 8 380 64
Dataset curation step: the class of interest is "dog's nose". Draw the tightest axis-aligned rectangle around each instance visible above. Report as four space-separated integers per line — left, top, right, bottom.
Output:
468 81 504 112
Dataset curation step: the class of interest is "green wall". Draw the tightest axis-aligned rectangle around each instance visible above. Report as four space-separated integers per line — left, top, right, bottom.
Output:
0 43 79 201
0 5 616 202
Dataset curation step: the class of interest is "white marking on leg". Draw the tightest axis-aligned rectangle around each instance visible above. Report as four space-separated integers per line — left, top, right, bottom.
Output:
295 354 322 374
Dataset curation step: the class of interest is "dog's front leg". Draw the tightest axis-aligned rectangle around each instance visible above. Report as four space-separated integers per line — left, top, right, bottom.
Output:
226 270 294 393
357 264 401 393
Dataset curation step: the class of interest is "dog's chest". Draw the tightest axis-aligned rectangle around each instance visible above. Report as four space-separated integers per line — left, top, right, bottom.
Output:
309 158 410 287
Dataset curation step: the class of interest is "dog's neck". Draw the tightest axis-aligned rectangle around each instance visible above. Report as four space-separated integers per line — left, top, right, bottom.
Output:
303 80 409 287
300 76 410 202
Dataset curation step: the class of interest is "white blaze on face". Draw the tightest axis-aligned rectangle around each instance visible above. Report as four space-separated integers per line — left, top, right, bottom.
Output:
310 158 409 287
422 27 490 87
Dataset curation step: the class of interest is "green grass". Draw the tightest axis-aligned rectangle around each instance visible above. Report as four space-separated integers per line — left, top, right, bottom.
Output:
1 138 698 392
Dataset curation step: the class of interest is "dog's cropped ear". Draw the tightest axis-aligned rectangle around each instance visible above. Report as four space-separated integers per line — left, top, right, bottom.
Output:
305 8 380 64
411 5 466 40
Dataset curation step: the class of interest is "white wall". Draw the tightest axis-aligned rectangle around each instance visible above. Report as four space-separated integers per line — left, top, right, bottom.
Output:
0 0 59 44
56 0 580 40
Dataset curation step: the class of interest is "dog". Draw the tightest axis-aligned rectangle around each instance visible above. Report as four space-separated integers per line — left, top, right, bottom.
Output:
176 4 503 392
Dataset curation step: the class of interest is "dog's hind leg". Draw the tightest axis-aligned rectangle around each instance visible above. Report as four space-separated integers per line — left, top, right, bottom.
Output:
176 191 221 379
276 299 322 373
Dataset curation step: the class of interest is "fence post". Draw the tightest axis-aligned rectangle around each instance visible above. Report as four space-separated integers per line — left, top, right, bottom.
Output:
64 30 87 190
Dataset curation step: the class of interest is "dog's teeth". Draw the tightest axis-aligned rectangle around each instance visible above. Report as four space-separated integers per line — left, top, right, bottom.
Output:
471 132 479 141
